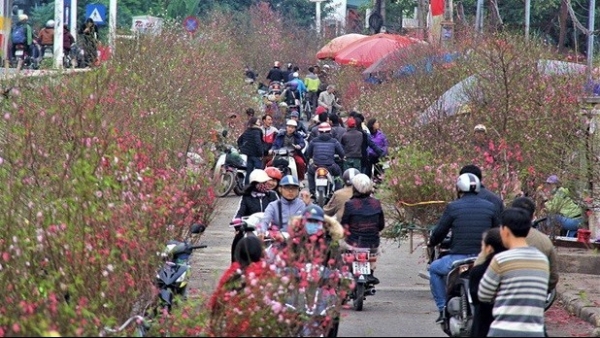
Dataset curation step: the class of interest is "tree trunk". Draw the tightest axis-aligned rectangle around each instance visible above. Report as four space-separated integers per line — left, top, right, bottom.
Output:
488 0 503 32
558 0 569 53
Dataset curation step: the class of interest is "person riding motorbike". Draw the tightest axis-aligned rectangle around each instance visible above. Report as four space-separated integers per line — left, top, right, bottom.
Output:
285 204 346 337
427 173 499 323
305 122 345 198
257 175 306 234
264 166 283 194
324 168 360 221
37 19 55 57
230 169 278 263
340 173 384 284
266 61 286 83
267 119 307 181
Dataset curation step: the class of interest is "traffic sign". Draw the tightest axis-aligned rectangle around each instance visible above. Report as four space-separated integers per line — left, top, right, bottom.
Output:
183 16 199 34
85 3 107 26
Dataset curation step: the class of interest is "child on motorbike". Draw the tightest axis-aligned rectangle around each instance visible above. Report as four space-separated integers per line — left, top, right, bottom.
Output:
230 169 278 263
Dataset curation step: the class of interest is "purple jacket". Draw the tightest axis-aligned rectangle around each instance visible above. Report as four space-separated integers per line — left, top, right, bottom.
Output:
367 130 388 158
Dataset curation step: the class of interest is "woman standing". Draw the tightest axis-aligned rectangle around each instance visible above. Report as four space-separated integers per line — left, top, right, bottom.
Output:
366 118 388 182
468 228 507 337
78 18 98 67
237 116 264 185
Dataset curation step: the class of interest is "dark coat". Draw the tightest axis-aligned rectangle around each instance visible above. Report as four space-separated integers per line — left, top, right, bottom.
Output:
341 195 385 248
429 194 498 255
237 127 264 157
469 257 494 337
234 190 278 218
305 133 344 167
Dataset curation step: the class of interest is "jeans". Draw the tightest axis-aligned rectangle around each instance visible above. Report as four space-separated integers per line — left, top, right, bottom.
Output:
244 156 263 185
429 254 473 312
547 214 582 237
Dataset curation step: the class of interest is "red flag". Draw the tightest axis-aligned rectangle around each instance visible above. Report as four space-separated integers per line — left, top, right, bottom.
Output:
431 0 445 16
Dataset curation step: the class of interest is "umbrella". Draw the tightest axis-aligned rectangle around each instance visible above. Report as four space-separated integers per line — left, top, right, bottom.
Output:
361 43 436 75
334 33 422 68
316 33 368 60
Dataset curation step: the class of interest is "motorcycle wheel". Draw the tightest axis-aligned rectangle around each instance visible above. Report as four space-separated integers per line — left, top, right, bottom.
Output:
353 283 364 311
316 187 325 207
545 288 557 311
233 174 245 196
215 171 235 197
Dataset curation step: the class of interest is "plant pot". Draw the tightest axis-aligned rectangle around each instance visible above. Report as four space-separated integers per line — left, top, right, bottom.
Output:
577 229 592 243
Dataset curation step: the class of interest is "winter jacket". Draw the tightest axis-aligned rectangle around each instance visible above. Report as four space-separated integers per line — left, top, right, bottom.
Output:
234 190 278 219
341 195 385 249
305 133 345 167
429 193 499 255
271 131 306 152
341 128 364 158
331 124 346 142
266 68 285 83
367 130 388 158
304 73 321 92
237 126 264 158
63 29 75 50
479 184 504 217
259 197 306 232
323 186 353 221
287 78 307 95
38 27 54 45
308 124 338 143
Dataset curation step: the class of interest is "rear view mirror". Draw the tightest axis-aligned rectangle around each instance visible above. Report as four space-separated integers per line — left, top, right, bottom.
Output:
190 223 206 234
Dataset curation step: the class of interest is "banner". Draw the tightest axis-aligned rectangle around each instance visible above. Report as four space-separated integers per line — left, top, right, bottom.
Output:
431 0 445 16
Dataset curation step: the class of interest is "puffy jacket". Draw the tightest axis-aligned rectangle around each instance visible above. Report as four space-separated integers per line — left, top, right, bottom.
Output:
429 194 499 255
342 195 385 249
367 130 388 157
38 27 54 45
259 198 306 232
267 68 285 83
271 131 306 152
305 133 345 167
234 190 278 218
304 73 320 92
237 126 264 157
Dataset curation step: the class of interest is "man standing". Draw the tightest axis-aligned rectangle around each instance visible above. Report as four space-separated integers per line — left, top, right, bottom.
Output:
304 66 321 120
318 85 342 114
478 208 549 337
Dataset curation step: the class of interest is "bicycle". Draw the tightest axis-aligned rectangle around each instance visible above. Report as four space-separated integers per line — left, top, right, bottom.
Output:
99 315 150 337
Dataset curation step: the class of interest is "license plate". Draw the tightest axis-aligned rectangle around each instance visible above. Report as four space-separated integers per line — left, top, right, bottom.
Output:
15 50 23 56
352 261 370 275
316 178 328 186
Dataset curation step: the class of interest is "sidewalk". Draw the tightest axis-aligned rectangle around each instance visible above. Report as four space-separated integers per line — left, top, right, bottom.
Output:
555 245 600 333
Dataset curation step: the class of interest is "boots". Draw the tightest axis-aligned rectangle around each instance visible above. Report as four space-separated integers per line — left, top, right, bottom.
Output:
367 269 380 285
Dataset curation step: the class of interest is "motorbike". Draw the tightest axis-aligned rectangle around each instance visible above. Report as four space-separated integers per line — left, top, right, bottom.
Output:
271 146 299 180
41 44 53 59
150 223 207 315
214 146 247 198
11 43 39 69
284 263 341 337
341 248 378 311
314 166 335 207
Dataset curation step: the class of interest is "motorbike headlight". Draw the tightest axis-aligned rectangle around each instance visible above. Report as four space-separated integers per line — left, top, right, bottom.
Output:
458 264 470 274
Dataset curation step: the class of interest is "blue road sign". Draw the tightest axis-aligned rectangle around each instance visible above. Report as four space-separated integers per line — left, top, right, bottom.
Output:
183 16 199 33
85 3 107 26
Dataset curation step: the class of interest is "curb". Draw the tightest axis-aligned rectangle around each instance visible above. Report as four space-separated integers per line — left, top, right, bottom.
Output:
556 289 600 332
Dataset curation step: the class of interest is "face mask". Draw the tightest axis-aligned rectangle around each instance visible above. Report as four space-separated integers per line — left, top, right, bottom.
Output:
305 221 322 235
255 182 270 193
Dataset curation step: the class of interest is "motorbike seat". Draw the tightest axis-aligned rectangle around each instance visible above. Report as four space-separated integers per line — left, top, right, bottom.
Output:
450 257 477 269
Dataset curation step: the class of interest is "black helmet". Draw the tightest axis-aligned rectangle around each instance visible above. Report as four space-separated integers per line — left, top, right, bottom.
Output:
342 168 360 186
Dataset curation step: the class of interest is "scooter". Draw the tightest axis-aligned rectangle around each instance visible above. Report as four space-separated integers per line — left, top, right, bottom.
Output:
214 146 247 197
271 146 299 180
314 166 335 207
149 223 207 316
341 248 378 311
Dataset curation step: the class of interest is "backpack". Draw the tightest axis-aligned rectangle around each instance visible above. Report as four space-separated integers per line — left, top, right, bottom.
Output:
11 25 26 44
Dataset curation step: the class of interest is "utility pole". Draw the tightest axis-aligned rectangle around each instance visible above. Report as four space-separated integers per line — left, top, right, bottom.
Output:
310 0 326 36
586 0 596 82
525 0 530 41
417 0 428 40
70 0 77 42
108 0 117 54
54 0 64 69
475 0 484 34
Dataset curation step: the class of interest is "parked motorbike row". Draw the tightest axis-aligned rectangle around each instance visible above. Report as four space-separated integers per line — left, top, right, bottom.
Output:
7 42 86 70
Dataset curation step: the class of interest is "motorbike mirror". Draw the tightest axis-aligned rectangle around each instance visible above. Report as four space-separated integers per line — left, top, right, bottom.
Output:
190 223 206 234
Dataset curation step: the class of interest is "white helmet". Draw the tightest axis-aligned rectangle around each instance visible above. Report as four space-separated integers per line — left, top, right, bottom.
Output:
352 173 373 194
46 20 55 28
286 119 297 127
456 173 481 193
249 169 271 184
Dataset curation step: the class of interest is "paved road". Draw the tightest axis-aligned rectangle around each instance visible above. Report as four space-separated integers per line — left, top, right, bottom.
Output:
191 194 590 336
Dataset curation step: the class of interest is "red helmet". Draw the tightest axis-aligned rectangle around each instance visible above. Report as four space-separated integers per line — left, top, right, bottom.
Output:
264 166 283 181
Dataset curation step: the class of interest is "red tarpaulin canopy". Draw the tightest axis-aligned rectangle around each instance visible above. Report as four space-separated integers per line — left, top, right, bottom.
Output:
316 33 368 60
334 33 422 68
